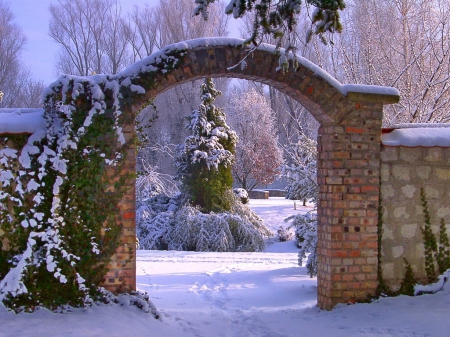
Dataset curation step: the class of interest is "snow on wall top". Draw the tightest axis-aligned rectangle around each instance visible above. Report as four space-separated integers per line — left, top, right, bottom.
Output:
382 124 450 147
0 108 45 134
118 37 399 98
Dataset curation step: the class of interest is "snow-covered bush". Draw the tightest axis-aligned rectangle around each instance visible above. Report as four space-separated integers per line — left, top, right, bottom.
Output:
233 188 249 204
277 226 294 242
136 194 184 250
137 193 272 252
136 161 179 199
286 210 318 277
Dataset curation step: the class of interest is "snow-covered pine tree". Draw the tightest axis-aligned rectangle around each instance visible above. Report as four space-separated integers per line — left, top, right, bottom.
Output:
175 78 237 212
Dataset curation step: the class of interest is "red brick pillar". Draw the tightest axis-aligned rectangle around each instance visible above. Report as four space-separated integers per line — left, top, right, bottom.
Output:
101 130 136 293
316 101 383 310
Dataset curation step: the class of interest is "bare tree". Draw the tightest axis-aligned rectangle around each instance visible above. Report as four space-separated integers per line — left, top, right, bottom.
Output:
332 0 450 124
226 87 283 191
239 11 322 147
127 0 229 61
5 70 45 108
0 1 44 108
49 0 131 76
0 1 24 92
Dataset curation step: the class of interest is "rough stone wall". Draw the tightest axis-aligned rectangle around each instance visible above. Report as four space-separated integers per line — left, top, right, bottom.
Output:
380 145 450 290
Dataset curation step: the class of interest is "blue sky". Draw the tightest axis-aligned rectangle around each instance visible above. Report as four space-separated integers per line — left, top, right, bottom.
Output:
9 0 241 85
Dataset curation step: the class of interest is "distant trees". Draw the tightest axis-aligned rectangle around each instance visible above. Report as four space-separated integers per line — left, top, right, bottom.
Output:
281 129 317 205
0 1 44 108
226 87 283 191
128 0 228 61
49 0 130 76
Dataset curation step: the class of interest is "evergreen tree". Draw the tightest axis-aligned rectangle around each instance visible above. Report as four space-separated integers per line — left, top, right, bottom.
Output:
175 78 237 212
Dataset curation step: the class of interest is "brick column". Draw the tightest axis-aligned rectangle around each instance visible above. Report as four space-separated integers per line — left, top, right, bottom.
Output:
316 101 383 310
101 128 136 293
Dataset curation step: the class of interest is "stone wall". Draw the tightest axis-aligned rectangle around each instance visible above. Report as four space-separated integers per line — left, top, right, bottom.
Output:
380 144 450 290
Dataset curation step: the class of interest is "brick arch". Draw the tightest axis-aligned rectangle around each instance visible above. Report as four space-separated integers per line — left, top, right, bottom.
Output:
107 38 399 310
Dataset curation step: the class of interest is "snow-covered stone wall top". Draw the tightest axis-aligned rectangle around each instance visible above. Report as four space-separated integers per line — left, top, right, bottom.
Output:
382 124 450 147
0 108 44 134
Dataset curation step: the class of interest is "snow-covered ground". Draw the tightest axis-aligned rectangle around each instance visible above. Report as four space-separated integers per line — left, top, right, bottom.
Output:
1 198 450 337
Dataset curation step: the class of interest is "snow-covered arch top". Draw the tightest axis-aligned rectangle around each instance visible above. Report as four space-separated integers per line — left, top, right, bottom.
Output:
111 37 399 124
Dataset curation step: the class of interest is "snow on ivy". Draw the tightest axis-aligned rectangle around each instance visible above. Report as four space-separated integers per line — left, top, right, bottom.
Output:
0 70 148 309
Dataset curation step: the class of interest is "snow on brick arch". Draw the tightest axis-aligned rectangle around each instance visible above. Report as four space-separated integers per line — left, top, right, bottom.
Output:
382 123 450 147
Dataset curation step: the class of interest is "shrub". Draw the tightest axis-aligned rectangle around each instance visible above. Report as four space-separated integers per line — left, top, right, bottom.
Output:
233 188 249 204
277 226 294 242
136 192 272 252
175 78 237 213
286 210 318 277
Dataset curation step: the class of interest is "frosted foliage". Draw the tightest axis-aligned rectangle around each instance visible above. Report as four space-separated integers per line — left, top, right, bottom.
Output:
193 0 344 47
282 131 318 203
232 188 249 203
136 158 179 199
286 211 317 277
0 73 129 308
136 194 272 252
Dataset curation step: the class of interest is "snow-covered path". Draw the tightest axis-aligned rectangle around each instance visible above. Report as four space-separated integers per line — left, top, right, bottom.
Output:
136 249 450 337
137 250 316 337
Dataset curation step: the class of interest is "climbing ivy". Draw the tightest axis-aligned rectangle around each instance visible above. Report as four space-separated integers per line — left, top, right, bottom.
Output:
377 186 450 298
0 78 134 311
376 192 392 296
420 188 438 282
437 218 450 274
397 258 417 296
0 42 194 311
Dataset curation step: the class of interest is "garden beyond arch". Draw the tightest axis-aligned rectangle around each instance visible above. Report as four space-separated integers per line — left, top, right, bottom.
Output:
63 38 399 310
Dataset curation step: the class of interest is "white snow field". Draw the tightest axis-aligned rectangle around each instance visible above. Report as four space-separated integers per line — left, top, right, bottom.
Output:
1 198 450 337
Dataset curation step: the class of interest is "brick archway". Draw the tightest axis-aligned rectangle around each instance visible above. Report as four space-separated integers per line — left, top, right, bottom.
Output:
105 38 399 310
